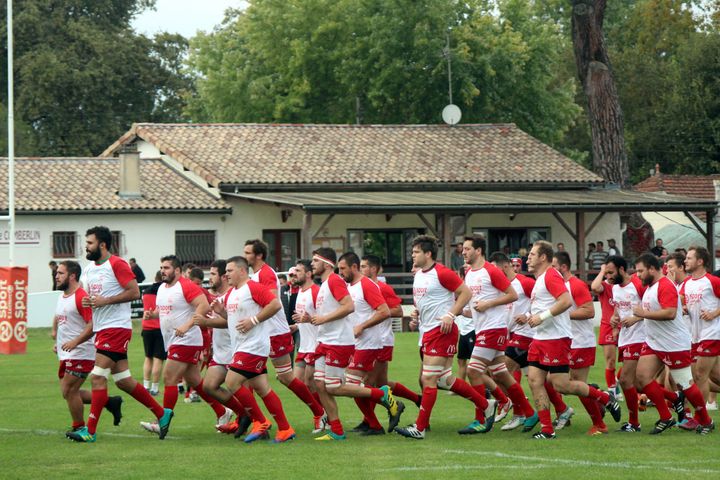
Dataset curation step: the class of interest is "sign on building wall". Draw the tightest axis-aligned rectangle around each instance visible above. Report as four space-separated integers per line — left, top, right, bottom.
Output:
0 229 41 246
0 267 29 354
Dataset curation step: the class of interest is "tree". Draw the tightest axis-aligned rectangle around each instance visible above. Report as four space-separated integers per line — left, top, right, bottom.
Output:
187 0 581 149
0 1 194 156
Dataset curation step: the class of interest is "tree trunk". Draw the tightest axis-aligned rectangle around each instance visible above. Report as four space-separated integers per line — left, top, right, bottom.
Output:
571 0 629 187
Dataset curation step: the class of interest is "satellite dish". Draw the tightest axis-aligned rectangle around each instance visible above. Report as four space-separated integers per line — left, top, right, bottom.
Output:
442 104 462 125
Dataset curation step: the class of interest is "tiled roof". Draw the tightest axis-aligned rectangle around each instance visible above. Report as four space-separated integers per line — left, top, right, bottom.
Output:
102 123 604 189
0 157 231 213
635 173 720 200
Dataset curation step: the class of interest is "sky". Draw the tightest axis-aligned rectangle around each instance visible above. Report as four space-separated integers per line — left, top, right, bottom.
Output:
132 0 248 38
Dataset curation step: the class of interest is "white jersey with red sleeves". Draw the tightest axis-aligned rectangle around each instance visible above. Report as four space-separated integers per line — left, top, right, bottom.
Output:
509 274 535 338
642 276 691 352
56 288 95 361
681 273 720 342
377 280 402 347
251 263 291 337
295 284 320 354
205 290 232 365
83 255 135 331
316 273 354 346
464 262 513 333
413 263 463 333
156 276 204 348
224 280 276 356
612 276 647 347
566 276 595 349
348 276 387 350
530 267 571 340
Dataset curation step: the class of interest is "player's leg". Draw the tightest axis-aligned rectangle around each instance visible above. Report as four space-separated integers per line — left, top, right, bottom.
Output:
570 366 606 434
346 367 385 434
617 359 641 431
466 349 505 428
396 355 443 439
636 353 676 433
60 372 87 430
248 373 295 443
527 365 554 437
489 357 535 422
549 371 617 421
693 355 718 401
272 352 324 418
161 359 186 410
675 361 714 434
183 361 230 422
314 355 344 440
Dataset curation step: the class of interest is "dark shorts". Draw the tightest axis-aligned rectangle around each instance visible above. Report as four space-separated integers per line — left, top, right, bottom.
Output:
457 331 476 360
142 329 167 360
505 346 529 368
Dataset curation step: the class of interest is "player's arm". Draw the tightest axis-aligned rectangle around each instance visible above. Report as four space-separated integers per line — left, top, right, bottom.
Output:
91 279 141 308
354 303 390 337
236 298 282 333
633 281 677 321
311 295 354 325
570 300 595 320
51 315 58 340
474 285 518 312
633 304 676 321
438 283 471 334
176 295 210 337
62 321 94 352
143 307 159 320
591 264 606 294
528 291 572 327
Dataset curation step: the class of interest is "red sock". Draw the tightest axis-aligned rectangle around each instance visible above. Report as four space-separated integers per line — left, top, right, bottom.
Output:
544 382 567 415
87 388 108 435
491 387 509 404
195 381 227 418
354 398 382 429
473 383 486 399
512 370 522 384
233 386 267 423
391 382 420 404
507 382 534 417
684 384 712 425
261 390 290 430
642 381 672 421
587 385 610 405
449 379 486 421
579 395 605 428
662 387 679 402
163 385 179 410
538 408 554 434
416 386 437 431
222 394 247 417
312 391 321 405
623 386 640 426
72 420 85 429
368 387 384 403
131 383 165 418
288 378 324 416
605 368 617 389
329 418 344 436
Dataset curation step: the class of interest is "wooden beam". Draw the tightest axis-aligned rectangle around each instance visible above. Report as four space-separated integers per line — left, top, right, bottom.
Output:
311 214 335 239
442 214 452 266
707 210 716 257
683 211 707 237
577 211 587 281
417 213 439 238
584 212 606 238
552 212 577 241
302 212 312 259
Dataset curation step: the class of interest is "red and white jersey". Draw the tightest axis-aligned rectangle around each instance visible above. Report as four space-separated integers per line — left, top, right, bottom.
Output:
316 273 354 346
156 277 205 348
295 284 320 354
83 255 135 332
566 276 595 349
224 280 276 357
612 276 647 347
55 288 95 361
377 280 402 347
348 276 387 350
530 267 571 340
597 281 615 325
208 290 232 365
413 263 463 333
642 276 691 352
509 274 535 338
456 310 475 336
251 263 291 337
681 273 720 342
464 262 512 333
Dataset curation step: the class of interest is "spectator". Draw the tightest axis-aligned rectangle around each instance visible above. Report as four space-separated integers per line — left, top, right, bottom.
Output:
519 247 529 272
49 261 58 290
607 238 621 256
556 242 565 252
188 267 204 286
674 247 687 256
650 238 664 257
128 257 146 283
141 271 165 396
511 257 522 274
589 241 608 271
278 273 288 288
450 242 464 271
181 263 197 279
585 242 596 268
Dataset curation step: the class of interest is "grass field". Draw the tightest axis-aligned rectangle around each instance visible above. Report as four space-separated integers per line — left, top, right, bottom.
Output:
1 326 719 480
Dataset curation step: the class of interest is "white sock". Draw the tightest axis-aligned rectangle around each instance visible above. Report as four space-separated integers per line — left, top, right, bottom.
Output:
143 380 150 389
151 382 159 391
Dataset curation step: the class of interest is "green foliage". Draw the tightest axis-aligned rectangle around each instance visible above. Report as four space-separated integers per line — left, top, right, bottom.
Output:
0 0 193 157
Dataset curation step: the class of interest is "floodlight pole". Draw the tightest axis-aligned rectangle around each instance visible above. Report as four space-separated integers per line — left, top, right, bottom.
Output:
6 0 14 266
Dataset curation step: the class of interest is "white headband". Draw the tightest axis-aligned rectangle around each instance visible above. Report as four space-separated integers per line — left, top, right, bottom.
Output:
313 254 335 268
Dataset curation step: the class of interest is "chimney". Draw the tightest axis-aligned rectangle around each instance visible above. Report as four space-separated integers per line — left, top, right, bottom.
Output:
654 163 660 176
119 143 142 199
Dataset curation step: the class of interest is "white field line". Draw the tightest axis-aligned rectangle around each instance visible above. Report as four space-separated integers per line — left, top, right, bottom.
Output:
0 427 182 440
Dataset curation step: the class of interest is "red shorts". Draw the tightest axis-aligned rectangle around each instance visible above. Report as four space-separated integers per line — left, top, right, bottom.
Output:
315 343 354 369
569 346 596 368
207 359 227 369
475 327 508 351
167 344 202 364
296 351 316 366
378 345 394 362
527 338 571 367
599 322 618 346
269 332 295 359
640 343 692 369
507 333 533 351
695 340 720 358
230 351 268 374
58 359 95 379
619 342 643 362
348 349 381 372
422 324 459 358
94 328 132 354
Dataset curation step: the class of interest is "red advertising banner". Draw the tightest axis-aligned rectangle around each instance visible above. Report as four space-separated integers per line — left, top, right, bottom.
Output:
0 267 28 354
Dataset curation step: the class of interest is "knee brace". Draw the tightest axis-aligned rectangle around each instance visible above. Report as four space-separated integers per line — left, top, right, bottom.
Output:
275 362 293 376
489 363 509 376
437 368 455 390
112 369 131 382
91 366 111 379
421 364 443 383
346 373 363 386
467 358 488 374
672 367 693 390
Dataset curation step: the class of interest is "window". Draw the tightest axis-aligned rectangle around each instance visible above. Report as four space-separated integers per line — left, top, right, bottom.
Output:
263 230 300 272
347 229 424 272
110 231 123 256
52 231 77 258
175 230 216 268
474 227 551 256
